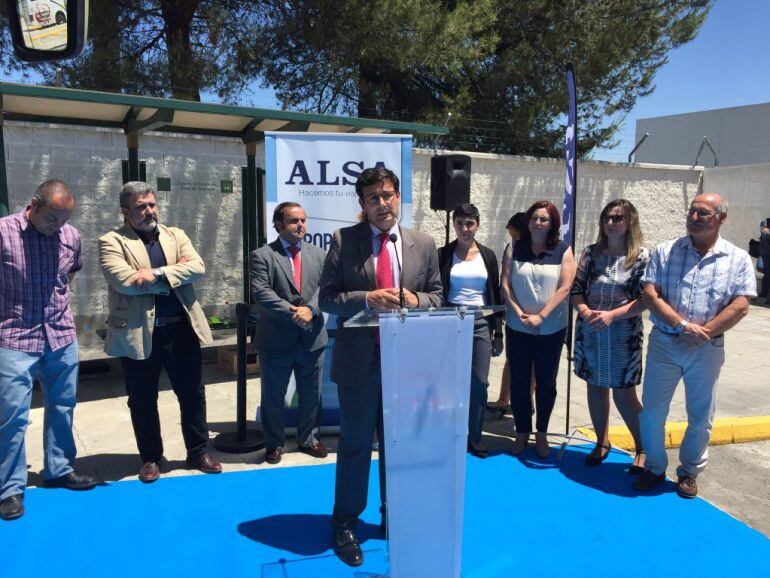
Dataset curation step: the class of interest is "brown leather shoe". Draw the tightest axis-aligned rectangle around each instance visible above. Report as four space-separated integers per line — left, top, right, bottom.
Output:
299 442 329 459
633 469 665 491
186 452 222 474
139 462 160 483
676 474 698 499
264 447 283 464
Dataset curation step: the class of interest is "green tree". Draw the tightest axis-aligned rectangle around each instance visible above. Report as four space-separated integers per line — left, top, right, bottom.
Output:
246 0 711 156
33 0 262 101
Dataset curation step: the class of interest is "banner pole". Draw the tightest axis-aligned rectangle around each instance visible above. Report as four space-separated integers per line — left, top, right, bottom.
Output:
562 64 578 437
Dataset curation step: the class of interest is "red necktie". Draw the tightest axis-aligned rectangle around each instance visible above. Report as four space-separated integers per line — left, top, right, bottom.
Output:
287 245 301 293
376 232 393 289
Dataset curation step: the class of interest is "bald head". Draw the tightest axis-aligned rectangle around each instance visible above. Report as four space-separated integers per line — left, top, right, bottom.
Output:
28 179 75 236
692 192 728 215
32 179 74 207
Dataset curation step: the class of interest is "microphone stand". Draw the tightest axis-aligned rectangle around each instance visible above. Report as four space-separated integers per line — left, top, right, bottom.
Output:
389 232 406 309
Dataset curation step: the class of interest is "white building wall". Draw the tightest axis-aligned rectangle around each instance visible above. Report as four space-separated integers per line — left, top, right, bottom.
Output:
13 121 765 358
702 162 770 254
635 102 770 167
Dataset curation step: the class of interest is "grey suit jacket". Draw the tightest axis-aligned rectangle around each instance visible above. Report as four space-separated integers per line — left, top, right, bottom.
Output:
250 239 328 353
319 221 443 387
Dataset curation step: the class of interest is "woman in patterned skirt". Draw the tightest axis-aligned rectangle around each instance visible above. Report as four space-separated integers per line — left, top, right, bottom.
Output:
571 199 649 471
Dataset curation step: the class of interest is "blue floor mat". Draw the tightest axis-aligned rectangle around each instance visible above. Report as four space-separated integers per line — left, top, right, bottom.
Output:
2 445 767 577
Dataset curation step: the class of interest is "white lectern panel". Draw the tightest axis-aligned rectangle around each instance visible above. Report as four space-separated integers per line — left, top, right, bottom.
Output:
380 312 473 578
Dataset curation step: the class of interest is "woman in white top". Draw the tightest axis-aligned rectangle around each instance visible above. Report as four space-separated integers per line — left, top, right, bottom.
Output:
501 200 576 457
438 204 503 458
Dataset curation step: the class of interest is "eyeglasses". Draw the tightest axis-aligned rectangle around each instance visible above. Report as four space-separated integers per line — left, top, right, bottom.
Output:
687 208 720 219
363 191 397 206
454 219 478 230
603 214 626 224
530 216 551 224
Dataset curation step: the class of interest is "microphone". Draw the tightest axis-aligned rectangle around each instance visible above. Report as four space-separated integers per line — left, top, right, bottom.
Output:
389 233 406 309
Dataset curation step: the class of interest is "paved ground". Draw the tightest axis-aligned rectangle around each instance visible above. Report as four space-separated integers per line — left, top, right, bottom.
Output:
21 304 770 536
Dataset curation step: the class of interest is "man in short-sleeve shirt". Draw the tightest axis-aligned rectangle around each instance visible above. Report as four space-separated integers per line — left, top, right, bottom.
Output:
635 193 755 499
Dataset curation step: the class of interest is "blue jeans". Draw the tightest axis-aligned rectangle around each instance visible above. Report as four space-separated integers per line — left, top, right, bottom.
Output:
0 340 79 501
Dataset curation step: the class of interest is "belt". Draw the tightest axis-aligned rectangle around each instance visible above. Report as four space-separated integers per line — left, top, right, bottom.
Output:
155 315 183 327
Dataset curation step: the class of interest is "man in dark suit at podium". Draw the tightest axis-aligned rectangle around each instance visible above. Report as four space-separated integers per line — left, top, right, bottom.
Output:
251 202 328 464
319 166 443 566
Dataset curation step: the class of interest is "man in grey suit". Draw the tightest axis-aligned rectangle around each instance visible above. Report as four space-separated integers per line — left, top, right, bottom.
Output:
251 202 328 465
319 167 443 566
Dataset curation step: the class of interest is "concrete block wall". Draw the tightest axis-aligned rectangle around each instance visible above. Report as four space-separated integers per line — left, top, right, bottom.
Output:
412 149 703 260
3 122 258 321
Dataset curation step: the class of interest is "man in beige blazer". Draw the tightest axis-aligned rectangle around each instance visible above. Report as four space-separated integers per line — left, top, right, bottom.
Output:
99 181 221 483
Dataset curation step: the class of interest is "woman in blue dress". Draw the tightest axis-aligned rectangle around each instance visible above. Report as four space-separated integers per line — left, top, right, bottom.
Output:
571 199 649 471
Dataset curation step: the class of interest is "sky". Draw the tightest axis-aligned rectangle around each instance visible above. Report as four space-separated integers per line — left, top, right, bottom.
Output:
590 0 770 162
2 1 767 163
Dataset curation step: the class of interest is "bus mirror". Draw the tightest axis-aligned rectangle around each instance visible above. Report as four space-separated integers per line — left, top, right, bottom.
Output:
7 0 88 62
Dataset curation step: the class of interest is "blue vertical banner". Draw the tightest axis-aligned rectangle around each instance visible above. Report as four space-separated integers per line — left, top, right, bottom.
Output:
562 64 577 437
561 64 577 245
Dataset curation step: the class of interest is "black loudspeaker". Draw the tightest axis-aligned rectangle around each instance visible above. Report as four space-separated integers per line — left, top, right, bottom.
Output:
430 154 471 211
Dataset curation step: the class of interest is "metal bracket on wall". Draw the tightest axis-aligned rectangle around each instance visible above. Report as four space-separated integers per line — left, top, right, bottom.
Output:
123 107 175 135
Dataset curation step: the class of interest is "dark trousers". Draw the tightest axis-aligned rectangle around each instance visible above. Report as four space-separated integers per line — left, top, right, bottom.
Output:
332 351 386 531
258 344 324 450
468 319 492 444
506 326 567 433
761 252 770 298
121 319 209 463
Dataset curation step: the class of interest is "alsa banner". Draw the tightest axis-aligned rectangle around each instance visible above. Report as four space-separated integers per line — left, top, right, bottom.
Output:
265 132 413 249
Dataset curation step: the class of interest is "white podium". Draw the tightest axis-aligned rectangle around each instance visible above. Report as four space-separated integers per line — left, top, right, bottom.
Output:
344 306 503 578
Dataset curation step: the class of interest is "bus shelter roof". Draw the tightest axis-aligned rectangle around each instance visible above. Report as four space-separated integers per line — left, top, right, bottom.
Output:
0 82 449 140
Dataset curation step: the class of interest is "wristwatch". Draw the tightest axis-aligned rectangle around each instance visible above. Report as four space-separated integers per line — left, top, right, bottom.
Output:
152 267 165 280
676 319 689 333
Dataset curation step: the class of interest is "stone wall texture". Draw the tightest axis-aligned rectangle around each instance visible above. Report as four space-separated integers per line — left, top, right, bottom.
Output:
6 121 763 349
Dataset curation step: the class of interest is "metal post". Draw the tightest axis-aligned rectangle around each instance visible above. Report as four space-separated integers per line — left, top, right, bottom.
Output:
126 133 140 181
0 99 9 218
213 302 264 453
628 132 650 163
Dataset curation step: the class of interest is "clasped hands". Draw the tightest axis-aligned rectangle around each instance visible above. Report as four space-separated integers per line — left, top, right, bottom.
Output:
580 309 616 333
366 287 418 311
131 255 191 291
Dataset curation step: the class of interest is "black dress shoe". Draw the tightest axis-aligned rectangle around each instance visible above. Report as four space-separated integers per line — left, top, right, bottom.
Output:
44 472 98 490
468 441 489 459
379 506 387 535
333 529 363 567
0 494 24 521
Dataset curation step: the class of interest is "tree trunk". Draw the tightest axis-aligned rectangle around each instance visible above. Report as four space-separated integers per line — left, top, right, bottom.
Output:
89 0 121 92
357 61 379 118
160 0 200 101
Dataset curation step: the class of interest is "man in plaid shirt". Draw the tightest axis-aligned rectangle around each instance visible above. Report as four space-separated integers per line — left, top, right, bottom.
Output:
0 180 97 521
634 193 755 499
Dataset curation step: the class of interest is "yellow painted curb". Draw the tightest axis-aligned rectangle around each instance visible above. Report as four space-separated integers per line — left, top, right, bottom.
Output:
577 415 770 451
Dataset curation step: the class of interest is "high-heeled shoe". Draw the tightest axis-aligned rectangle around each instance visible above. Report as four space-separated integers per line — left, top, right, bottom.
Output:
585 443 611 466
485 404 507 419
628 451 646 475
